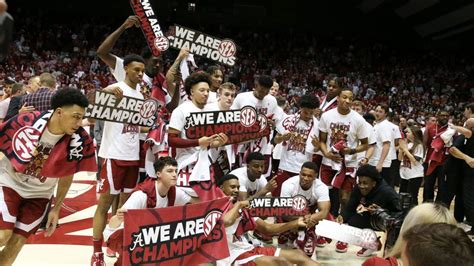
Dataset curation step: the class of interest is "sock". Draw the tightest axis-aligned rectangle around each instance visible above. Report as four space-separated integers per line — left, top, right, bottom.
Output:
93 238 103 253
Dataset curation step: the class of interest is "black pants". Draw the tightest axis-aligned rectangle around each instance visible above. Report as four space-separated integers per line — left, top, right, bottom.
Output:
329 188 340 217
381 167 393 187
391 159 401 187
463 175 474 224
444 163 465 222
399 177 423 205
347 212 373 230
423 165 447 203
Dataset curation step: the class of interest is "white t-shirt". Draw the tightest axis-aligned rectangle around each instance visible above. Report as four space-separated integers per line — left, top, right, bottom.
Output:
0 128 64 198
388 122 402 160
277 115 319 173
231 92 278 118
354 121 377 163
112 56 171 104
0 98 11 119
400 143 424 180
319 109 370 168
207 91 217 104
230 167 267 197
98 81 143 161
280 175 330 207
168 101 213 165
369 119 394 168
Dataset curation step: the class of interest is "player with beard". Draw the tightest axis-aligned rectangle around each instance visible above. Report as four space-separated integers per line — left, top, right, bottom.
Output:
217 174 321 266
168 72 228 201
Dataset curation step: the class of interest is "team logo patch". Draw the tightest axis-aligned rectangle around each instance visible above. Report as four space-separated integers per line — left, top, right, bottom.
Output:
203 210 223 237
12 126 41 162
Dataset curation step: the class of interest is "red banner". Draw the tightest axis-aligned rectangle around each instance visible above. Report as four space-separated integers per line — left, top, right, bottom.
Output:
123 197 231 266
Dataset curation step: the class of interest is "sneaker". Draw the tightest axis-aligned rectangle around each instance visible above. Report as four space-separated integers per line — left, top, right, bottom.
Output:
106 247 116 258
91 252 105 266
316 236 328 247
357 247 376 257
294 231 316 257
335 241 348 253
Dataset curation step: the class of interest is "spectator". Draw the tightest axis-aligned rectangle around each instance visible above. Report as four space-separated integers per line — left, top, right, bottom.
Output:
401 223 474 266
19 73 57 112
363 203 457 266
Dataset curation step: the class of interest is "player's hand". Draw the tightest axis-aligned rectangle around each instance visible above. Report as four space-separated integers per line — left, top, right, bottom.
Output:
311 134 319 149
465 157 474 168
122 15 140 29
177 48 190 61
265 176 278 192
210 133 228 148
367 204 380 214
341 147 352 155
103 86 123 99
375 163 383 173
326 151 343 162
359 157 368 166
44 209 60 237
116 208 127 221
296 216 307 228
238 200 250 209
198 136 216 148
19 103 35 114
336 215 344 224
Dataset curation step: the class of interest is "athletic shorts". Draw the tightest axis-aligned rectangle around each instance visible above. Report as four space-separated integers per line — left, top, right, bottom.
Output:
98 159 140 195
234 246 280 266
0 186 50 237
272 169 298 197
319 164 355 192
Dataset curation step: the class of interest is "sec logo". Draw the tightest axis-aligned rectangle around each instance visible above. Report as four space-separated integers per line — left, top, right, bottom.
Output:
240 106 257 127
140 99 159 119
154 36 170 52
203 210 223 237
292 195 308 212
218 39 236 58
12 126 41 162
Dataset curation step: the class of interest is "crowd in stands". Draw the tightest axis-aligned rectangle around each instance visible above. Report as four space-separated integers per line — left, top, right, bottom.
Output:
2 14 473 126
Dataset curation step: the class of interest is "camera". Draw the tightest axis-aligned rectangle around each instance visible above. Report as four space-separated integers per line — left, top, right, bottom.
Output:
370 193 412 252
